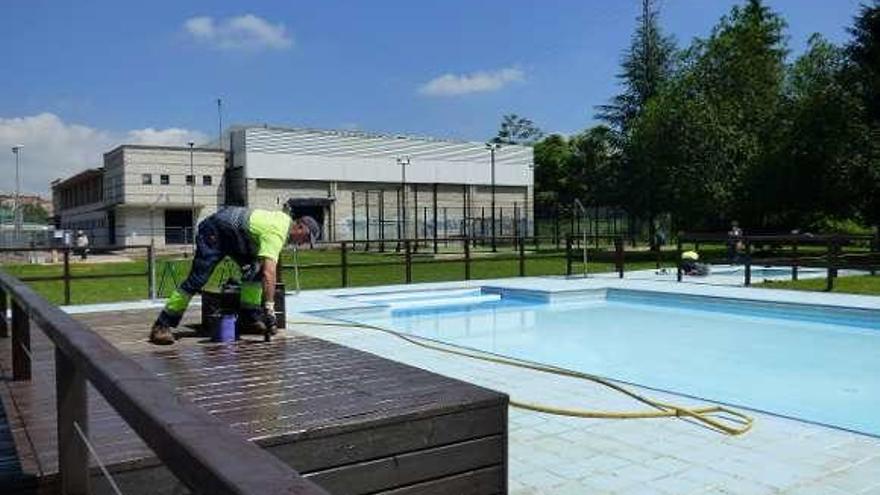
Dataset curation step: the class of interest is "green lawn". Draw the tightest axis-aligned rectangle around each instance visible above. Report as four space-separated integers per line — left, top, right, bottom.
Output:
760 274 880 296
0 244 674 305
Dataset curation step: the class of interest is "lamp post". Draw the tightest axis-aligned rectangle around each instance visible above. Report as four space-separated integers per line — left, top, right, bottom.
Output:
11 145 23 242
486 143 501 252
397 156 410 240
188 141 195 254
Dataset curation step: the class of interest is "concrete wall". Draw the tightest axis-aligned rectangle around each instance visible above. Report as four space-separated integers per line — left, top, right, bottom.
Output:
120 146 225 224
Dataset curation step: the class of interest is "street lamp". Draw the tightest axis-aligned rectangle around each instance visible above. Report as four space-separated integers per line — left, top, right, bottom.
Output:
188 141 195 254
397 156 411 240
11 145 23 242
486 142 501 252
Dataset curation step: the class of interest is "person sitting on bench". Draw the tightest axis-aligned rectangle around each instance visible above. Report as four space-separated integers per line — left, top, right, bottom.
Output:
149 207 314 345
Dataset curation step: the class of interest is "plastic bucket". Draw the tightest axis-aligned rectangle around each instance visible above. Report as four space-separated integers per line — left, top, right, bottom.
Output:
211 313 237 343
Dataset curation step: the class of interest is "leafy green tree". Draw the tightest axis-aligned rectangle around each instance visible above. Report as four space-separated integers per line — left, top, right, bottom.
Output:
533 134 572 206
846 1 880 226
568 126 619 206
494 114 543 145
847 1 880 125
596 0 677 135
21 204 49 224
596 0 676 247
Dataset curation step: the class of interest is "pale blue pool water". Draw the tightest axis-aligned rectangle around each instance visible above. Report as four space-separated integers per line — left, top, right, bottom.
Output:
316 288 880 436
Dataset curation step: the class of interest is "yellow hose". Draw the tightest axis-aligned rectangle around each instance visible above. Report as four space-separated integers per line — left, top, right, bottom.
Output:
290 319 754 436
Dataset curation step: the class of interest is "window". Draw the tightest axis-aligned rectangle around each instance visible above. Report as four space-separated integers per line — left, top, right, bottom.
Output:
141 173 152 185
160 174 169 185
185 175 194 186
202 175 212 186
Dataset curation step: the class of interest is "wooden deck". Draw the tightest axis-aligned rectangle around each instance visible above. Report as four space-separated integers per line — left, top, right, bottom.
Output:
0 309 508 494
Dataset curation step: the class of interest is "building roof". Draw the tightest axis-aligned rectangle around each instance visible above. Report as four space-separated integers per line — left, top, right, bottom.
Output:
51 168 104 190
103 143 224 158
231 123 533 149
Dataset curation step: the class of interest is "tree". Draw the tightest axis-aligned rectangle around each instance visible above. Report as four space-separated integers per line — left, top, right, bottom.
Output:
493 114 543 145
763 35 869 226
845 1 880 225
596 0 677 135
847 1 880 125
568 126 619 206
533 134 572 206
596 0 676 248
21 204 49 224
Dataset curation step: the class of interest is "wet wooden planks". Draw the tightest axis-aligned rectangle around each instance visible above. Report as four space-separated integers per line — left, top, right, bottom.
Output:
0 309 507 494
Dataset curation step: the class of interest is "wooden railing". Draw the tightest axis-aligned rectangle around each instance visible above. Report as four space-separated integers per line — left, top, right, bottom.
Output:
0 269 329 495
0 245 158 305
677 232 880 290
281 235 627 287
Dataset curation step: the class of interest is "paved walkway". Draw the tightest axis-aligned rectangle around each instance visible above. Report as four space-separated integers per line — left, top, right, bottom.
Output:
289 278 880 494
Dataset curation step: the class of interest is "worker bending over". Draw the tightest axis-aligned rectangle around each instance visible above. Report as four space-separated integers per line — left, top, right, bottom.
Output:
149 206 316 345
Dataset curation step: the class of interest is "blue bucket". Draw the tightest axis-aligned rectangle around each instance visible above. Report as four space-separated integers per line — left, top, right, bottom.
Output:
212 313 237 343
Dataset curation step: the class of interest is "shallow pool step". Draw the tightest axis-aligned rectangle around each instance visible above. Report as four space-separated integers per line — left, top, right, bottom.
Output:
347 288 483 304
387 294 502 311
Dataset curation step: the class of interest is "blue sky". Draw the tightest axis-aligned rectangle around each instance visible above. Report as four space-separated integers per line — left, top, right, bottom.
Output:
0 0 866 193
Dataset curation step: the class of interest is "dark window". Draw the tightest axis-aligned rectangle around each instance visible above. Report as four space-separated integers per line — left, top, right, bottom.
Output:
141 173 152 185
160 174 169 185
202 175 212 186
185 175 194 186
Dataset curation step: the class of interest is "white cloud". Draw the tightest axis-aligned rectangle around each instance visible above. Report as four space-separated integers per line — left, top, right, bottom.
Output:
184 14 293 51
418 67 525 97
0 113 207 195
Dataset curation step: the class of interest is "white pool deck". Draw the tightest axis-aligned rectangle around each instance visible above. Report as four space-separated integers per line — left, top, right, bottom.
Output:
65 276 880 494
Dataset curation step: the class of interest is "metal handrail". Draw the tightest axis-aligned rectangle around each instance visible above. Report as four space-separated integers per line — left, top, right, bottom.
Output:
0 269 329 495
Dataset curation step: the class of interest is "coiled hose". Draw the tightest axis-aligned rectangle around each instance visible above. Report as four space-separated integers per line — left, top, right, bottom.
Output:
290 319 754 436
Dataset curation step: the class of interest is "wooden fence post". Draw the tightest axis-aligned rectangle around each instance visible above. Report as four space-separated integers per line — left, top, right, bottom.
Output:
0 287 7 338
341 242 349 288
463 238 471 280
676 235 683 282
744 240 752 287
615 238 624 279
12 299 30 381
147 244 157 300
63 248 71 305
56 348 90 494
871 226 878 276
826 237 837 292
404 240 412 284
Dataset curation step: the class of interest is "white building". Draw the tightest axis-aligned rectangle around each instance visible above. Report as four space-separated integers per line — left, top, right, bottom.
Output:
52 145 225 247
227 126 534 242
52 126 534 247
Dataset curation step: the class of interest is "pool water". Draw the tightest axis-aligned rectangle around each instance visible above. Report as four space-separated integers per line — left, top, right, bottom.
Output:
711 266 823 277
316 288 880 436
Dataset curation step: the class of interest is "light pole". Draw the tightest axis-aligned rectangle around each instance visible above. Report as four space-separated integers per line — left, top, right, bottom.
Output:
486 143 501 252
397 156 410 240
11 145 23 242
188 141 195 254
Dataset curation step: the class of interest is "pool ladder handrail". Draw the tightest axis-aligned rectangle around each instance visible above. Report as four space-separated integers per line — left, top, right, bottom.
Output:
573 199 589 277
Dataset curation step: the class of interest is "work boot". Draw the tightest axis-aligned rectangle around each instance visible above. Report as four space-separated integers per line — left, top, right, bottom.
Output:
149 324 175 345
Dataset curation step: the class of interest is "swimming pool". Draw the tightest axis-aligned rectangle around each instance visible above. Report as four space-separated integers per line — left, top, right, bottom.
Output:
315 287 880 436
